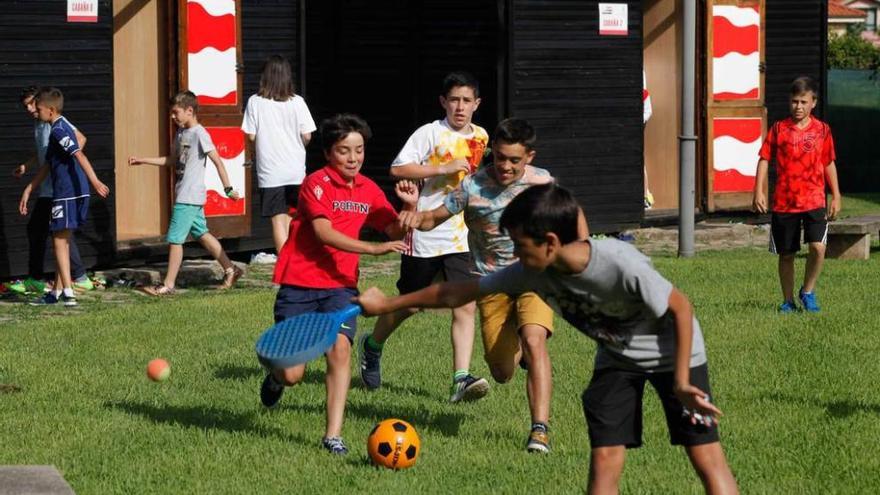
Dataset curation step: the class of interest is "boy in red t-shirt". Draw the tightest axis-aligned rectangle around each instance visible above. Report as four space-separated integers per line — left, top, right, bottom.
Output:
752 76 841 313
259 114 416 455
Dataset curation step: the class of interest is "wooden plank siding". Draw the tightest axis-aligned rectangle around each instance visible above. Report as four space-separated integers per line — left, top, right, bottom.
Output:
508 1 645 232
0 0 115 278
764 0 827 123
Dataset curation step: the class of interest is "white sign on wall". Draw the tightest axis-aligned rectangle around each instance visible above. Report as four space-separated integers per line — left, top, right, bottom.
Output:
599 3 628 36
68 0 98 23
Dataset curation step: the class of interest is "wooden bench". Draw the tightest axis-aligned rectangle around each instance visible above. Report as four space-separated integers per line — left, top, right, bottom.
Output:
826 214 880 260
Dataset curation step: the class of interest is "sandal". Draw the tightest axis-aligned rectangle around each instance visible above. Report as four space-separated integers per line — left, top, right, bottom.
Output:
218 266 243 290
141 284 175 296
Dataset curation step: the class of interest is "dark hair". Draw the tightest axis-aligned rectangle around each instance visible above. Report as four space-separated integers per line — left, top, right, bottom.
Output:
35 87 64 113
21 86 39 102
171 90 199 114
441 71 480 98
493 118 537 151
500 183 580 244
790 76 819 97
320 114 372 152
258 55 295 101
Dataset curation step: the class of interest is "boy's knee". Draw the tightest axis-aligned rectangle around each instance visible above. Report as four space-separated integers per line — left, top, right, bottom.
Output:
489 364 514 384
453 302 476 318
521 331 547 355
277 367 304 386
808 242 826 254
326 339 351 365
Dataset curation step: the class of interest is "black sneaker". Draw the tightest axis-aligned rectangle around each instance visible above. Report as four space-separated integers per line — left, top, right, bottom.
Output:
29 292 59 306
260 373 284 408
322 436 349 455
60 293 78 307
449 374 490 403
358 333 383 390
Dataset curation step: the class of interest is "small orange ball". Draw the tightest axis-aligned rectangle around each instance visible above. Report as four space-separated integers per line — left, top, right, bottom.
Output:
146 358 170 382
367 418 420 469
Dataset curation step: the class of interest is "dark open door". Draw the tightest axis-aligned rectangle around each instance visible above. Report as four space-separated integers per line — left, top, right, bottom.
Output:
177 0 250 237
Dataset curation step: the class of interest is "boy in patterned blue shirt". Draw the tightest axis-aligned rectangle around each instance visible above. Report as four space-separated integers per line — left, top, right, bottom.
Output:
19 87 109 306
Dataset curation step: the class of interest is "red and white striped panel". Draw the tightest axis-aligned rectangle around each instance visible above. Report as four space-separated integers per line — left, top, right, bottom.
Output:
712 5 760 101
204 127 245 216
187 0 237 106
712 118 762 192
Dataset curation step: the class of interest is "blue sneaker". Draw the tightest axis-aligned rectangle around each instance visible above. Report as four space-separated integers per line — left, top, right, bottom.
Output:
778 300 798 314
358 333 383 390
322 436 349 455
29 292 59 306
799 288 820 313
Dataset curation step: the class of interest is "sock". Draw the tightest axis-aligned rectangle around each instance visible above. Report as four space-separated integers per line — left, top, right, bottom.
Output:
453 369 468 383
53 289 63 297
62 288 74 298
531 422 548 433
366 335 384 351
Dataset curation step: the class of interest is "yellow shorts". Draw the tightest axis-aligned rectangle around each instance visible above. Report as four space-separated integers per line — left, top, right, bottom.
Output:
478 292 554 367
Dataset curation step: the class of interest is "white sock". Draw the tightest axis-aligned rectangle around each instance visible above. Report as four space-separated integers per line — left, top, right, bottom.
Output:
62 288 75 298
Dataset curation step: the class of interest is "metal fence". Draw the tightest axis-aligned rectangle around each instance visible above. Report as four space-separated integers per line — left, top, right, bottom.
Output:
827 69 880 192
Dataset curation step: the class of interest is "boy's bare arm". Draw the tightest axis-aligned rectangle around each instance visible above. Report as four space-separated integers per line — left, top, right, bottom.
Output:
302 132 312 146
13 154 38 178
825 161 841 219
312 217 407 255
129 155 171 166
74 151 110 198
74 129 87 150
389 160 470 180
752 159 769 213
206 150 240 200
357 281 481 316
668 288 722 422
19 164 50 215
398 205 453 232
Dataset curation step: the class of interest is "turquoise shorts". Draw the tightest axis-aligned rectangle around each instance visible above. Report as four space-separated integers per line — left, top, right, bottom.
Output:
167 203 209 244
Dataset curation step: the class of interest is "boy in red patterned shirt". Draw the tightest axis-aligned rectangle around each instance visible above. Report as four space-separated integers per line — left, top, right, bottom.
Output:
752 76 841 313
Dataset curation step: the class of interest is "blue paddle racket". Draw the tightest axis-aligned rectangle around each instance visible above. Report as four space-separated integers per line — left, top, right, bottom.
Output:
255 304 362 369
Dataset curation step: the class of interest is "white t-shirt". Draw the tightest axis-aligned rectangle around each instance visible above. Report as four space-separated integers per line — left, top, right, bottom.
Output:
391 118 488 257
241 94 316 188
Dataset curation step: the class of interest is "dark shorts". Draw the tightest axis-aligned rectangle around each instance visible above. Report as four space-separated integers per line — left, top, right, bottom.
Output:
396 252 478 295
273 285 359 342
582 364 720 449
770 208 828 255
50 197 89 232
260 185 300 218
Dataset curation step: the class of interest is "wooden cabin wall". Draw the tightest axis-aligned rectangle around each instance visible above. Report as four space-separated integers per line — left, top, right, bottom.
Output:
764 0 828 123
0 1 115 278
508 0 645 232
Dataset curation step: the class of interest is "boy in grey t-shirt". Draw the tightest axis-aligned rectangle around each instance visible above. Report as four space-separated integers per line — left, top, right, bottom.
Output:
128 91 243 295
356 183 738 494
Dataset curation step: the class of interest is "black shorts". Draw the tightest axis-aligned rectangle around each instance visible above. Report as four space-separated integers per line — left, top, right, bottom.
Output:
396 252 478 295
582 363 720 449
770 208 828 255
273 285 359 342
260 185 300 218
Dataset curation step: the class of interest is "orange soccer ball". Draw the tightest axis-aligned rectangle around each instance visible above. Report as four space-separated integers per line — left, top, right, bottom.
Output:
146 358 171 382
367 418 421 469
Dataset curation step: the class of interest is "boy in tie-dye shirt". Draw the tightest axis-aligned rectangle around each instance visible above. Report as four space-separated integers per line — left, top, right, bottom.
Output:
358 72 490 405
362 119 588 453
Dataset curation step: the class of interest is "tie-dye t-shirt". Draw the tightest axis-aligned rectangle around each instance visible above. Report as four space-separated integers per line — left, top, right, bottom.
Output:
392 119 488 257
444 165 552 275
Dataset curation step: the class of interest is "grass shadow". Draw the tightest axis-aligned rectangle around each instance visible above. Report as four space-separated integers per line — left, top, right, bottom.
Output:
104 400 309 444
283 400 467 437
760 393 880 418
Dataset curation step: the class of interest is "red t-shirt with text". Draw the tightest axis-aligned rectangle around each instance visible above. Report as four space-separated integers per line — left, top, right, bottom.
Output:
273 165 398 289
758 117 836 213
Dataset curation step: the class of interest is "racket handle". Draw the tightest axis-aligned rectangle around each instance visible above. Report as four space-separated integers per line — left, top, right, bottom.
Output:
337 304 362 322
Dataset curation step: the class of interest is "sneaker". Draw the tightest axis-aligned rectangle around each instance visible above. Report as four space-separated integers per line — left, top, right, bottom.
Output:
219 266 243 290
260 373 284 408
358 334 383 390
7 280 27 295
73 276 95 291
322 436 349 455
526 425 551 453
60 293 78 307
799 288 820 313
29 292 59 306
644 191 655 209
449 374 490 403
778 300 798 314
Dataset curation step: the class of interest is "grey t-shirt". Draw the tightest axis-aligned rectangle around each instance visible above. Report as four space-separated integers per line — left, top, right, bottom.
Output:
174 125 215 205
478 238 707 372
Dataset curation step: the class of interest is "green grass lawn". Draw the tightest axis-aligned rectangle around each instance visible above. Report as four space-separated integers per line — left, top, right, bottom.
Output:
2 246 879 494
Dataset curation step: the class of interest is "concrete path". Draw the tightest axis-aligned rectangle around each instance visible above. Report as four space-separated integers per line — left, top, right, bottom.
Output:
0 466 74 495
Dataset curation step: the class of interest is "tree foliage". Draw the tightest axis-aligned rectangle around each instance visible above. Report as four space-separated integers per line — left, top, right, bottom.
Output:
828 32 880 70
